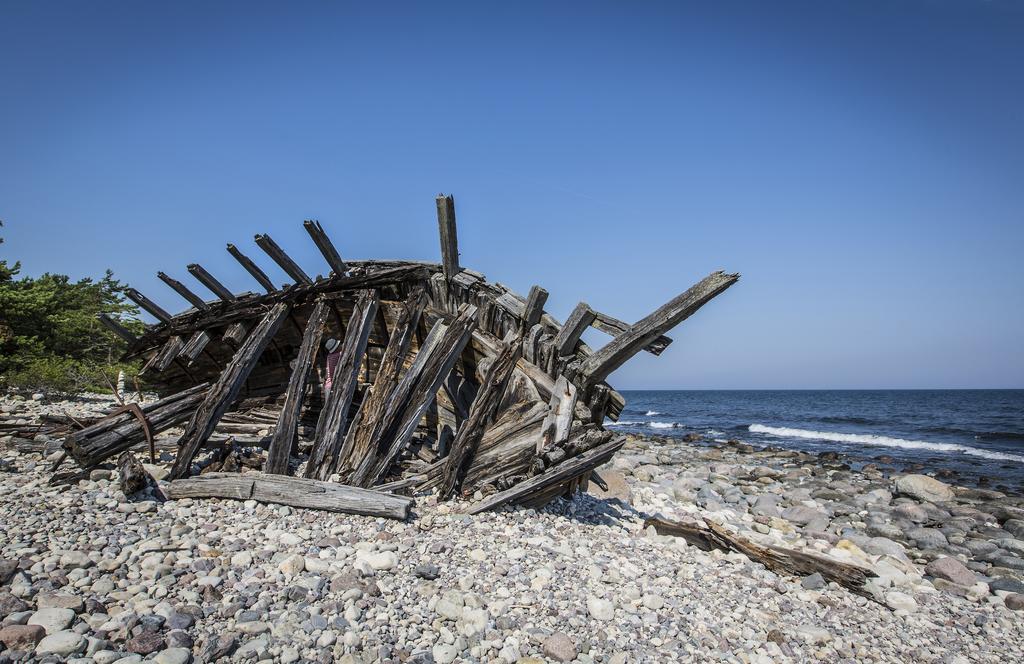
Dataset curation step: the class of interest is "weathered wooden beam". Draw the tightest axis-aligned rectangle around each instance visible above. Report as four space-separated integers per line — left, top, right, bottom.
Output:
153 335 185 372
164 472 413 519
522 285 548 330
255 233 312 285
538 375 577 455
467 432 624 514
187 264 236 302
97 313 137 344
440 331 521 499
179 330 211 364
591 311 672 356
226 243 276 294
553 302 596 357
63 384 210 468
579 271 739 388
223 319 253 345
125 288 173 324
436 194 460 281
169 303 291 479
266 300 330 475
157 271 208 310
303 220 347 276
355 304 478 487
337 288 427 476
305 291 379 481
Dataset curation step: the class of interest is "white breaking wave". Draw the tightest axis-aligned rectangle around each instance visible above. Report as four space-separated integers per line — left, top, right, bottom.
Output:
706 429 724 437
748 424 1024 463
645 410 661 416
604 420 680 429
606 420 644 427
649 421 679 429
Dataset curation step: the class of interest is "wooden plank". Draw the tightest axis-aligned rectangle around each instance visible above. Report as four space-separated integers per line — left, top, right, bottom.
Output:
439 331 521 499
153 335 185 371
522 285 548 330
538 375 577 455
591 311 672 356
223 320 253 345
579 271 739 388
227 243 276 293
187 264 236 302
467 432 625 514
436 194 460 280
125 288 172 324
354 304 478 487
168 302 291 479
164 472 413 520
97 313 137 344
305 290 379 481
553 302 596 357
266 299 330 475
255 233 312 285
303 220 347 276
179 330 211 364
157 271 209 310
337 288 427 476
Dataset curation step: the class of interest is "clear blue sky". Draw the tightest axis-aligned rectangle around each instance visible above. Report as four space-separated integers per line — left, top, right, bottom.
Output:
2 1 1021 389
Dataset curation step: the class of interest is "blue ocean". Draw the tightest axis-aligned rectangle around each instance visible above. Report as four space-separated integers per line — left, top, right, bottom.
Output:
612 390 1024 490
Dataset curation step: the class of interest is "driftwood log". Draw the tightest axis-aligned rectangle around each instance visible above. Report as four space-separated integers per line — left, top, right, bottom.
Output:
164 472 413 519
644 516 875 595
73 193 738 514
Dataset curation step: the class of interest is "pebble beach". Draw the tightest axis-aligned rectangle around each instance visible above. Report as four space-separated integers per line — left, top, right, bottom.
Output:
2 393 1024 663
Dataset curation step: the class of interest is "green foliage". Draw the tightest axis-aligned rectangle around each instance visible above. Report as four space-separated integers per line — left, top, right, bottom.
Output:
0 223 144 394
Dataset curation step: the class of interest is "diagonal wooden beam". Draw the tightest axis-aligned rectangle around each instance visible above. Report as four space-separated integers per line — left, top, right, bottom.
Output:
255 233 312 285
158 271 209 310
227 243 276 294
97 313 137 344
305 290 379 481
125 288 173 324
303 220 347 276
436 194 460 280
439 330 521 499
168 302 291 480
578 271 739 389
552 302 596 357
153 335 185 371
187 264 236 302
590 311 672 356
266 299 330 475
336 287 427 476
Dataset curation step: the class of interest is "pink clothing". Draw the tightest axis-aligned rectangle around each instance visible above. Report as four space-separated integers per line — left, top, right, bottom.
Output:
324 350 342 392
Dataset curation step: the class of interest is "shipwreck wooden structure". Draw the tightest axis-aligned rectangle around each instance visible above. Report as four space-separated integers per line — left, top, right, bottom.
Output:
63 194 738 517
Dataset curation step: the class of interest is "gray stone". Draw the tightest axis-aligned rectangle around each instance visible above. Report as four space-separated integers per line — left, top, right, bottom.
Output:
1006 594 1024 611
35 630 87 656
906 527 948 550
781 505 827 527
990 577 1024 594
152 647 192 664
0 624 45 650
925 556 976 587
28 607 76 634
894 474 954 503
542 632 578 662
800 573 825 590
35 593 84 613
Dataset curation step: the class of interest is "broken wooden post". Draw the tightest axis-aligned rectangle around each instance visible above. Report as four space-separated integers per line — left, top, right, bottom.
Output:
97 313 137 344
125 288 173 324
153 335 185 371
266 299 330 475
163 472 413 519
522 285 549 330
187 264 236 302
179 330 211 364
439 331 521 499
168 302 291 479
117 451 153 495
553 302 596 357
578 271 739 388
157 271 208 310
436 194 459 280
255 233 312 285
538 375 577 455
305 290 379 481
303 220 347 276
223 320 253 345
227 243 276 294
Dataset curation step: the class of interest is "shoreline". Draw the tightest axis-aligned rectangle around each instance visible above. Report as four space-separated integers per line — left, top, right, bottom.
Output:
2 394 1023 662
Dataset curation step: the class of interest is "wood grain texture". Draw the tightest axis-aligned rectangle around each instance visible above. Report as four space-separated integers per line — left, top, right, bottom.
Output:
158 272 208 310
227 243 277 293
187 264 236 302
304 220 347 275
255 233 312 285
436 194 460 280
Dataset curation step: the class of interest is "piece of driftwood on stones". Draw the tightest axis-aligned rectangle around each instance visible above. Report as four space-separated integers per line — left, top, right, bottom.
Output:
169 303 291 479
117 451 153 495
643 515 875 595
164 472 413 519
92 193 738 513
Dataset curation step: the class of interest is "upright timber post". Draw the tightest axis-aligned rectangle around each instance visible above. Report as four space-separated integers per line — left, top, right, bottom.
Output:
436 194 459 281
